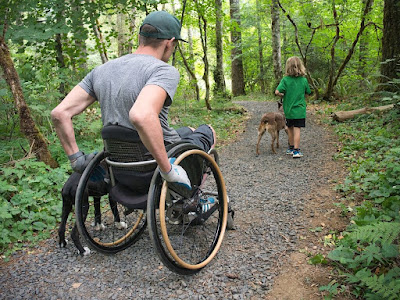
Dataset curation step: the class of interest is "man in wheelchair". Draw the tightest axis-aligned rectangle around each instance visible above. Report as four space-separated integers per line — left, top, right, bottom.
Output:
51 10 216 188
51 11 231 274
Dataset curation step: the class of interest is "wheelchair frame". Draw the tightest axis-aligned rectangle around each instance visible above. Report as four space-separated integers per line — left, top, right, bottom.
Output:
74 126 233 274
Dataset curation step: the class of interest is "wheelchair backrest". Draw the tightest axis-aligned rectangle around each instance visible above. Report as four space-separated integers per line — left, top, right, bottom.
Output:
101 125 156 172
101 125 157 193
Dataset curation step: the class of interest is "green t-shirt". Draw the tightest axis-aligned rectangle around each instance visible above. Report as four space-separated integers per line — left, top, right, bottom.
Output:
276 76 311 119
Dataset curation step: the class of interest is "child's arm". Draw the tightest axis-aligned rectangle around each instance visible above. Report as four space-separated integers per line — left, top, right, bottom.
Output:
275 89 284 97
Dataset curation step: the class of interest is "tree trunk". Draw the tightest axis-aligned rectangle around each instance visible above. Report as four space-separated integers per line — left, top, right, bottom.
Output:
187 28 200 101
177 43 200 102
271 0 282 87
93 19 108 64
358 0 374 78
332 104 394 122
54 33 65 97
197 7 212 110
323 0 374 100
324 1 340 101
0 36 58 168
213 0 227 97
255 0 266 93
71 1 88 71
229 0 245 96
379 0 400 92
117 13 131 57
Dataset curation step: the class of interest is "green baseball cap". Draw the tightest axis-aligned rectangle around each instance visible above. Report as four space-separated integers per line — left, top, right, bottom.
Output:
140 11 186 42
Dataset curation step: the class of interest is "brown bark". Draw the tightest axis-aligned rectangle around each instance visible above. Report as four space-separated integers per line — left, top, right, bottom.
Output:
55 33 65 97
379 0 400 91
229 0 245 96
178 48 200 102
255 0 266 93
324 0 374 100
214 0 227 96
271 0 282 85
332 104 394 122
196 4 211 110
94 19 108 64
0 36 58 168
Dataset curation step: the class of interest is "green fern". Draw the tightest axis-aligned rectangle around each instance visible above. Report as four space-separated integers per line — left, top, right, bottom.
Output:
355 268 400 300
347 221 400 245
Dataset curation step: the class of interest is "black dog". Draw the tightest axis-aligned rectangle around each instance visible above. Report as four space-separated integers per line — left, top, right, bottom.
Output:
59 171 126 255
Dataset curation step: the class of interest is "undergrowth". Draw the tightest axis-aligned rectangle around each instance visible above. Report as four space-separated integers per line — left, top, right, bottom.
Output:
315 92 400 299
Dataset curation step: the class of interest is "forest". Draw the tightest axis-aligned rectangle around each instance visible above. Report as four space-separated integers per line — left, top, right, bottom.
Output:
0 0 399 299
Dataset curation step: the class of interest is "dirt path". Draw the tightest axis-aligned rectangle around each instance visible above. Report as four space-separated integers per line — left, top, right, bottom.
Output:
0 101 350 299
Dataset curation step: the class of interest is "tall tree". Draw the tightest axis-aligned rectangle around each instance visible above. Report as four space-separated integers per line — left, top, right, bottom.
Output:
229 0 245 96
271 0 282 87
278 0 319 98
256 0 266 93
358 0 374 78
323 0 375 100
213 0 227 96
196 0 212 110
0 35 58 168
379 0 400 91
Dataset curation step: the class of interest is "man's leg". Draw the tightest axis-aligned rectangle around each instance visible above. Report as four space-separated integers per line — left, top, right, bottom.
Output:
176 124 215 152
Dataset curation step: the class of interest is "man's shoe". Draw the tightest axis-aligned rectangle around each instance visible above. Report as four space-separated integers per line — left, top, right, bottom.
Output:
200 197 216 213
293 150 303 158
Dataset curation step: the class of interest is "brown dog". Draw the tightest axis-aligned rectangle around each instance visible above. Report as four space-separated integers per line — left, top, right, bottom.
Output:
256 102 287 155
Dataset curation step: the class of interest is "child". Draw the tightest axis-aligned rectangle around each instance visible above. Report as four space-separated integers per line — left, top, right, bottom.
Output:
275 56 311 158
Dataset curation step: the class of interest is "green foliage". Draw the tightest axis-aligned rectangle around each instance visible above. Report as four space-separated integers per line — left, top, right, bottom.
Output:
0 160 68 255
323 93 400 299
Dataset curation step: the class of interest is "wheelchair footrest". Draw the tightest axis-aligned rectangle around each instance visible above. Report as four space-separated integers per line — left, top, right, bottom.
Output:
109 184 147 209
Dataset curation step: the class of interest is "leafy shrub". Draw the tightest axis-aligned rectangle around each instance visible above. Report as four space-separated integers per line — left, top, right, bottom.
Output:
0 160 68 255
322 94 400 299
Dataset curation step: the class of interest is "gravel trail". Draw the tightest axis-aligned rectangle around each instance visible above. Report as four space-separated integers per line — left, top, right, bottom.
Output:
0 101 334 299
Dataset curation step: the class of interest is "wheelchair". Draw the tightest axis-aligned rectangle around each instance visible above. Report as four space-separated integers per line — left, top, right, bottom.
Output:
75 125 234 274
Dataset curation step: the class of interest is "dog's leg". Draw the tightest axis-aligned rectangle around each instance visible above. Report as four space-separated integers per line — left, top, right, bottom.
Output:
256 129 265 156
71 223 90 256
72 193 90 256
268 127 277 154
92 197 105 231
58 194 72 248
276 129 280 149
109 196 127 229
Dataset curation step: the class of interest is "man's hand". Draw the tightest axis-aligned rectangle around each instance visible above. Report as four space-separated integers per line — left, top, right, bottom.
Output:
68 151 96 174
160 158 192 190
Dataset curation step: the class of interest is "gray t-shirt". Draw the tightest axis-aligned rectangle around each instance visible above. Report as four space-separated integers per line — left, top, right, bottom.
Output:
79 54 181 143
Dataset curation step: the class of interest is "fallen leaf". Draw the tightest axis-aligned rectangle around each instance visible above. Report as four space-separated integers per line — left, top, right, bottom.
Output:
226 273 239 279
72 283 82 289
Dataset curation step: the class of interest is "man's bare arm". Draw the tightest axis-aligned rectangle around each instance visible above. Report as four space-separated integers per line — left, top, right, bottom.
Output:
129 85 171 173
51 85 96 156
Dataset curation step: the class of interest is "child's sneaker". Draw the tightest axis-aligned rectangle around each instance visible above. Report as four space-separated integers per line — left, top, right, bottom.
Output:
286 148 294 155
200 197 216 213
292 149 303 158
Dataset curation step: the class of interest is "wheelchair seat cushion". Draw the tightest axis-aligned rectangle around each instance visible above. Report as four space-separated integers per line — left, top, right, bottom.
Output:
112 169 153 194
109 184 147 209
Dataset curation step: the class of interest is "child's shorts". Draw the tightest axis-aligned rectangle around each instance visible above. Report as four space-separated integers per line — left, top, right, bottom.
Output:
286 118 306 128
175 125 214 153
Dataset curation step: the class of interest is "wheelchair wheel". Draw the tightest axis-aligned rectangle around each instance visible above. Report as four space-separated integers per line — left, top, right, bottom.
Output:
75 151 147 255
148 144 228 274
